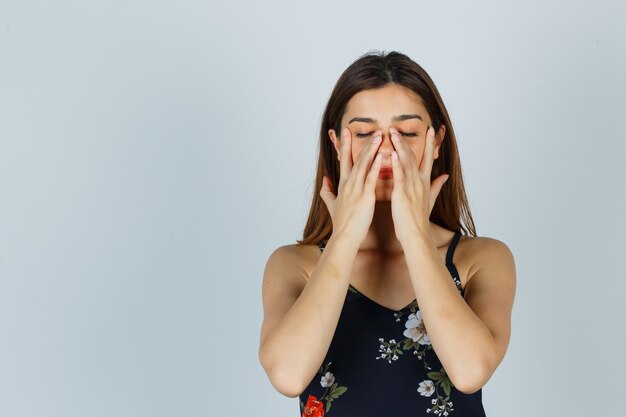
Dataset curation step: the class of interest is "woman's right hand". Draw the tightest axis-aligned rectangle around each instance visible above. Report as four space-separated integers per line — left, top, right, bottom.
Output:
320 127 384 245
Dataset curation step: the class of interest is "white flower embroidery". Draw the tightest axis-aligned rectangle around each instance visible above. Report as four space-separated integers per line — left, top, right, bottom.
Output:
417 379 435 396
375 339 402 363
403 311 431 345
320 371 335 388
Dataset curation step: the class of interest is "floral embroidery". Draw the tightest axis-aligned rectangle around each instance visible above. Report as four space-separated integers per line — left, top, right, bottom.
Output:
301 395 324 417
417 379 435 396
376 302 456 416
403 311 431 345
299 361 349 416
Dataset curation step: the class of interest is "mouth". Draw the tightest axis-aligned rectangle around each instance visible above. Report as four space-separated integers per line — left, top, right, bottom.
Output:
378 170 393 179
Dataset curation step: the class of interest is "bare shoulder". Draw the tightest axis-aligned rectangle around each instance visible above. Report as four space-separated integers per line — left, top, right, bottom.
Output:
455 235 516 384
261 242 322 303
264 243 320 281
459 235 516 284
259 242 320 348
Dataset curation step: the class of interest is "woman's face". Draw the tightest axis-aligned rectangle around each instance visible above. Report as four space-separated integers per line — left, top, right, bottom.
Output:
328 83 446 201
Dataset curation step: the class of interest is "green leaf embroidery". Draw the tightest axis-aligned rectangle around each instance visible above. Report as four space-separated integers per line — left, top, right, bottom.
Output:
442 378 452 397
427 371 442 380
402 339 411 350
331 386 348 398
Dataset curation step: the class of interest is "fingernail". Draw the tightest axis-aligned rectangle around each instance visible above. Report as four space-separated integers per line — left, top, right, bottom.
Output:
343 127 349 137
391 132 398 142
374 134 382 143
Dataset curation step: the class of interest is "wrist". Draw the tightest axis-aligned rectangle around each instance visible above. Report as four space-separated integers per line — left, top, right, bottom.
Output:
328 232 362 253
399 230 434 248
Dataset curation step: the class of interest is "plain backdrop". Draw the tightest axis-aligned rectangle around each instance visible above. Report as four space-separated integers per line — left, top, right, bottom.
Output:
1 0 625 416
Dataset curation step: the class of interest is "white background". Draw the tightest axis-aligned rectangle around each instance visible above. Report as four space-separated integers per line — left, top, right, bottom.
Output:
1 0 625 416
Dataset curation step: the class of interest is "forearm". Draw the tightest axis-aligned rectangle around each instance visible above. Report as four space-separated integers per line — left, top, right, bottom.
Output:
260 234 359 396
402 234 495 391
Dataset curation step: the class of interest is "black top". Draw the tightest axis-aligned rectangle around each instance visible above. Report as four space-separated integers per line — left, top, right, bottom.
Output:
299 231 487 417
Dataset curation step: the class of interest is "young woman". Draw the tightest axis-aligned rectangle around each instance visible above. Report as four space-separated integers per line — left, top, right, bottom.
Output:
258 50 516 417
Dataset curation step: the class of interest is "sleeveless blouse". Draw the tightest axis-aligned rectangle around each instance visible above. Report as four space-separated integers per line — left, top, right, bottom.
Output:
299 231 487 417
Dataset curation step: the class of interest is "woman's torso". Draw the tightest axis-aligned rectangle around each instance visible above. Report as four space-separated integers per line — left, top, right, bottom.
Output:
297 230 487 417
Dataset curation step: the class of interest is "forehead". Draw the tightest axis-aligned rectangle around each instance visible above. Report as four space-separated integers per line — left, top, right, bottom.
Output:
343 84 429 124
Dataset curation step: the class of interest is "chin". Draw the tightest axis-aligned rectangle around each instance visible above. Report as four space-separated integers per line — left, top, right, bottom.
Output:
375 189 393 201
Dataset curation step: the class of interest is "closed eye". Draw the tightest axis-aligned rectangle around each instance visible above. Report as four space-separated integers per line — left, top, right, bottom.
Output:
354 132 418 138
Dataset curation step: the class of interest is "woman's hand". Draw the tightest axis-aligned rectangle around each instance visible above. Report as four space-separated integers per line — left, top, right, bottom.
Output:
320 127 384 245
389 126 449 244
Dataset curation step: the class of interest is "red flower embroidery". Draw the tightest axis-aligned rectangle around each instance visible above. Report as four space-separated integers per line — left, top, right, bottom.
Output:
302 394 324 417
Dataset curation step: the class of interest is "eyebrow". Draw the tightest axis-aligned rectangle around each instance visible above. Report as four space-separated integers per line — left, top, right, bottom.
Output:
348 114 423 124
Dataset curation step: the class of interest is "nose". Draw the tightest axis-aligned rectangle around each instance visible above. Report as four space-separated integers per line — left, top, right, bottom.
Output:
376 132 395 159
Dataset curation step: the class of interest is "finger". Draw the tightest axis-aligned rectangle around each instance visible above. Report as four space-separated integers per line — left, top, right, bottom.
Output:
320 175 335 198
391 149 405 186
338 127 353 190
364 152 383 194
390 127 415 185
353 130 382 189
420 126 436 178
428 173 449 213
320 175 336 212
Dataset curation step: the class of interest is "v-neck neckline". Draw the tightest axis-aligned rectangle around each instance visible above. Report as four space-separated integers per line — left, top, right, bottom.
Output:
348 283 417 312
318 231 463 313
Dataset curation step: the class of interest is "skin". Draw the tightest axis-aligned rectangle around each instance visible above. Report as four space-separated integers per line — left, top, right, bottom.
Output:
258 83 516 396
327 83 447 256
324 83 515 391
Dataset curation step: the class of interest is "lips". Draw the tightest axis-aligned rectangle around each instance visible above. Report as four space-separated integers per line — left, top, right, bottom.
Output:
379 168 393 172
378 170 393 179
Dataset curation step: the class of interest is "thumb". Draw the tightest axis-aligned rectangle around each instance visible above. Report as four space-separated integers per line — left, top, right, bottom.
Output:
320 175 337 203
430 174 449 208
319 176 337 206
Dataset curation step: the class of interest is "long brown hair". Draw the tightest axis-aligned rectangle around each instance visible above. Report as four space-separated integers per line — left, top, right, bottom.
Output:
297 50 477 247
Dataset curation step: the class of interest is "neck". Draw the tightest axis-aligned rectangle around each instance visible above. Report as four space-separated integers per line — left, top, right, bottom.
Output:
358 201 440 255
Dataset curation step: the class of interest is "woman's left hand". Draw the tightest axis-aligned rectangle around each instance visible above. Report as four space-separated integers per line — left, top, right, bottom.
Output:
389 126 450 244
